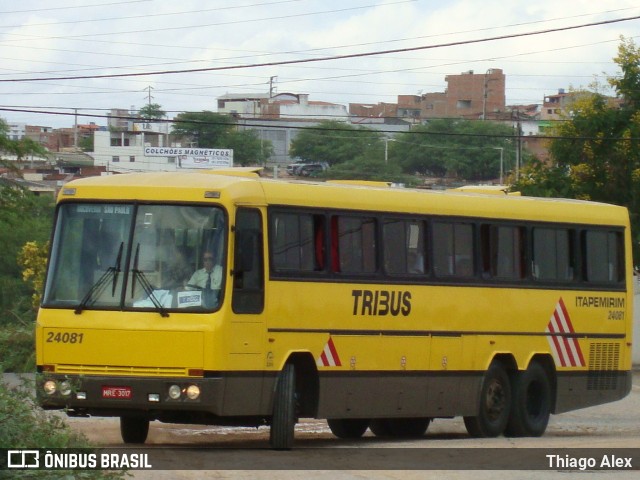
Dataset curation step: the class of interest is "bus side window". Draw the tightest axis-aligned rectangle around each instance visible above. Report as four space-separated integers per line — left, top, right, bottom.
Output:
271 212 325 273
383 219 426 275
532 228 575 282
433 222 474 278
481 224 526 280
333 215 377 274
583 230 624 283
232 208 264 314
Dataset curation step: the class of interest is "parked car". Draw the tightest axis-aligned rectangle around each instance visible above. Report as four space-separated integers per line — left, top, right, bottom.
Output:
286 160 306 175
287 161 329 177
299 163 326 177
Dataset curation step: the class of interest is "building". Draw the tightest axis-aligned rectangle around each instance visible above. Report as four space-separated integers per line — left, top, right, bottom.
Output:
92 122 175 173
7 122 26 141
217 93 270 117
350 69 507 121
219 92 350 122
217 92 352 164
107 108 133 131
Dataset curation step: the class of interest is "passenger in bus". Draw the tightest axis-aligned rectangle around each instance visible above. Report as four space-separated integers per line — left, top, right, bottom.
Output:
186 252 222 307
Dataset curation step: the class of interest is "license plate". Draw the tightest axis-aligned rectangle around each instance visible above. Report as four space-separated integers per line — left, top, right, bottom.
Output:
102 386 132 399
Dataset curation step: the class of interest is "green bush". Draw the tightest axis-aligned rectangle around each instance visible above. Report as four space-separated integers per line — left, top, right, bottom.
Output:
0 301 36 373
0 377 126 479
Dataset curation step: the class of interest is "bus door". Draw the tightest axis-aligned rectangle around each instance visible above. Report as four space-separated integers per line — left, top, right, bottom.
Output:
223 207 266 414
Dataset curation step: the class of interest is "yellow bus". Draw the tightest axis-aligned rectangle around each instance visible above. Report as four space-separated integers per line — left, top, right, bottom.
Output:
36 171 633 449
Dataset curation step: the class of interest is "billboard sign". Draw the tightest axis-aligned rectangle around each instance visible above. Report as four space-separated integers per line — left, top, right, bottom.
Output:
143 147 233 169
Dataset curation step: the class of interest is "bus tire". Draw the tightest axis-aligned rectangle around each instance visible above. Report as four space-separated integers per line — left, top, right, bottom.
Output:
369 419 393 437
370 418 430 438
120 416 149 444
270 363 297 450
505 362 551 437
464 362 511 437
387 418 431 437
327 418 370 439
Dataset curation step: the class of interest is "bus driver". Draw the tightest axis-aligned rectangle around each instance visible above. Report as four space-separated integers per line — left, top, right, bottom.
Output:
186 252 222 307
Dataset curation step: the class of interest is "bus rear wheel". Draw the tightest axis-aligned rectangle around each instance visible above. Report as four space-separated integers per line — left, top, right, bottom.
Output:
269 363 297 450
464 361 511 437
327 418 370 439
120 416 149 444
505 362 552 437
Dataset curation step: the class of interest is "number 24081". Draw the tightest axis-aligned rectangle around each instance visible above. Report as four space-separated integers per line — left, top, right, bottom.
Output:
46 332 84 344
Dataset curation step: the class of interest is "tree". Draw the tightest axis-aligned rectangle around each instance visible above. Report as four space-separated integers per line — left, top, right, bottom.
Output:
0 184 53 317
138 103 166 121
289 121 384 166
512 37 640 261
172 111 235 147
390 120 517 181
326 157 415 184
1 118 48 161
222 129 273 166
172 111 273 165
0 118 54 317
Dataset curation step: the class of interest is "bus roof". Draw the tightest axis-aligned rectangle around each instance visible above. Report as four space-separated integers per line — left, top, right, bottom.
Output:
59 172 628 227
450 185 521 196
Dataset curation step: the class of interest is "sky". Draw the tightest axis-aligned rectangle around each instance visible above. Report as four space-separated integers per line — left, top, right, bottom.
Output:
1 0 639 128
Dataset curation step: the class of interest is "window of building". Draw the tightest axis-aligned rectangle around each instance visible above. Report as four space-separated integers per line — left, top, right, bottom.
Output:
129 156 135 162
457 100 472 109
112 156 120 163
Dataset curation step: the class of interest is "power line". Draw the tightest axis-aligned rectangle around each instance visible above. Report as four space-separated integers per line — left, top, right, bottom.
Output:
2 15 638 83
0 1 415 41
0 0 149 15
0 0 303 27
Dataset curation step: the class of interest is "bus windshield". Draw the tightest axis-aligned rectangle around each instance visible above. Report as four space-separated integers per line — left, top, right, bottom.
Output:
43 203 226 313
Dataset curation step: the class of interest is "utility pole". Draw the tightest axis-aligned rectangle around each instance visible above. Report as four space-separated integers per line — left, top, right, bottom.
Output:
73 108 78 149
145 86 154 105
269 76 277 98
515 108 522 181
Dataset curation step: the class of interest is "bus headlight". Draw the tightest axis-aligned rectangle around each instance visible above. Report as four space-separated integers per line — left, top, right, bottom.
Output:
59 380 72 396
186 384 200 400
168 384 182 400
43 380 57 395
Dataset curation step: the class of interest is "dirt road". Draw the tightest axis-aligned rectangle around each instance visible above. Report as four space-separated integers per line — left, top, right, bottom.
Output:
67 371 640 478
5 372 640 478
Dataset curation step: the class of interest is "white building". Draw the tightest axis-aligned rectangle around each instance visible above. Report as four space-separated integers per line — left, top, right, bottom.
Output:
8 122 26 140
92 122 233 173
92 123 176 173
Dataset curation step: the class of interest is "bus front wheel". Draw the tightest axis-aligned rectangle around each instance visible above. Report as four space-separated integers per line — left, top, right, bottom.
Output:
505 362 552 437
464 362 511 437
327 418 370 439
120 416 149 444
270 363 297 450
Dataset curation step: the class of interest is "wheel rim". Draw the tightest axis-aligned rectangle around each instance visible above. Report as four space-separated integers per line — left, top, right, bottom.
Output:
485 378 507 422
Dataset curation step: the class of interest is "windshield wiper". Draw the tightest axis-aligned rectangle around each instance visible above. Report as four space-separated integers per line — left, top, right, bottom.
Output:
75 242 124 315
131 243 169 317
